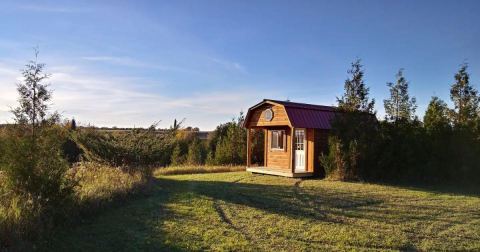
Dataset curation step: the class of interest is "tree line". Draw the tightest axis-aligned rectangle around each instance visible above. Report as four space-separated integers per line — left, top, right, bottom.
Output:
321 58 480 186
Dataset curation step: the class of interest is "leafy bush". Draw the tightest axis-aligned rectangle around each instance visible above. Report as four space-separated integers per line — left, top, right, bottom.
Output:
71 126 176 177
1 123 76 207
319 136 340 176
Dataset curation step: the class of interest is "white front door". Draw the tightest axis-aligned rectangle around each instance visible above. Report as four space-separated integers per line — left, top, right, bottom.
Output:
295 129 306 171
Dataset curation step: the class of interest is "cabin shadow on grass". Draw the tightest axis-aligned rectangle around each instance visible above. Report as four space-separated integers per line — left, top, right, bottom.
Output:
42 173 480 252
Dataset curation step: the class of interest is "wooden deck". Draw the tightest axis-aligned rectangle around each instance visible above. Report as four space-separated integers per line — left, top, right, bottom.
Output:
246 167 314 178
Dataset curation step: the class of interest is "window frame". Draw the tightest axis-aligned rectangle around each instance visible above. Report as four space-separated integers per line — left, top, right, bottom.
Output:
270 130 286 150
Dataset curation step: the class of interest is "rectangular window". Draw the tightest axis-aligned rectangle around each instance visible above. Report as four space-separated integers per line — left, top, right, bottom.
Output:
271 130 285 150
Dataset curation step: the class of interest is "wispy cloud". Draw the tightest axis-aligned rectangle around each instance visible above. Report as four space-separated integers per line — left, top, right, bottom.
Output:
81 56 199 74
210 57 249 74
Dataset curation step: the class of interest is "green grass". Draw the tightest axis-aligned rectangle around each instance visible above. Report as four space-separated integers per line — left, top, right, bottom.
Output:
41 172 480 251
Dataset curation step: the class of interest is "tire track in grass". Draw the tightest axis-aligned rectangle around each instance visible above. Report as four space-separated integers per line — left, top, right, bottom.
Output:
212 178 244 229
293 179 328 219
212 175 261 247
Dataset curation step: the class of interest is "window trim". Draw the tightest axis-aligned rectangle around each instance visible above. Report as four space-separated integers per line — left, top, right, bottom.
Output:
270 130 286 150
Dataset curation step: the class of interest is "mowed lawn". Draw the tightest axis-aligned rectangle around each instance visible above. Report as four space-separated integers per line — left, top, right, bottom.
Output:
44 172 480 251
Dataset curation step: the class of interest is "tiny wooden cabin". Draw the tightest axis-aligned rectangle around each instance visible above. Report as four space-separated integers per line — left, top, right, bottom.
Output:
244 99 337 178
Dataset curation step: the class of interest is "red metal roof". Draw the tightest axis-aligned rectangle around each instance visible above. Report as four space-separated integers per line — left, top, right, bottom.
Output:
244 99 341 129
245 99 376 129
268 99 338 129
284 107 337 129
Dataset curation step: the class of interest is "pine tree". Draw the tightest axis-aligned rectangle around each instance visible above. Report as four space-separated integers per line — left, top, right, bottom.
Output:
71 118 77 130
205 151 215 165
213 111 247 165
450 61 479 127
170 144 185 166
424 96 450 132
337 58 375 113
11 46 59 138
187 137 203 165
321 58 378 181
384 69 417 123
379 69 421 181
423 96 453 181
449 62 480 182
2 47 73 204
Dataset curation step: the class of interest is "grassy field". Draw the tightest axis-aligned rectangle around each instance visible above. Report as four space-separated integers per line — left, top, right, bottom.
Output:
42 172 480 251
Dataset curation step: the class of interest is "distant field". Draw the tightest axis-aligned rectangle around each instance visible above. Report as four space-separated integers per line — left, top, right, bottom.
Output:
44 172 480 251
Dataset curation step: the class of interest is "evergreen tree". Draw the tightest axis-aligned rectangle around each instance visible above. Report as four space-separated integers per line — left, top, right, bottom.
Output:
71 118 77 130
187 137 203 165
424 96 450 132
449 62 480 182
2 47 74 205
63 118 83 163
450 61 479 127
213 111 247 165
170 144 185 166
384 69 417 123
423 96 453 181
337 58 375 113
11 46 59 137
321 58 378 181
378 69 422 181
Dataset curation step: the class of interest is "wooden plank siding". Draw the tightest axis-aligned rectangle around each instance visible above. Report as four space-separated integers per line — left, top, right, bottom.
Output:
307 129 315 172
313 129 330 177
246 104 291 128
247 129 251 167
264 129 268 168
265 127 291 169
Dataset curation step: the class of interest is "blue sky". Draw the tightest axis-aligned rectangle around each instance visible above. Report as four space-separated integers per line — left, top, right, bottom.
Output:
0 1 479 130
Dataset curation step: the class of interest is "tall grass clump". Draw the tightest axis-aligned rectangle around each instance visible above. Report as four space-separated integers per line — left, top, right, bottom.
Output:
70 162 152 213
154 165 246 176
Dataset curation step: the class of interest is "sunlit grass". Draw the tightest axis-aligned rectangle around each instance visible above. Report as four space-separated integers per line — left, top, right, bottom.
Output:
43 172 480 251
154 165 245 176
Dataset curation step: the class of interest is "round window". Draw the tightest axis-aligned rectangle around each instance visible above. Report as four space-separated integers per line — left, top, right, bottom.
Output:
264 108 273 121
